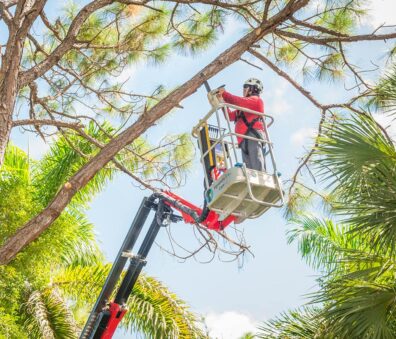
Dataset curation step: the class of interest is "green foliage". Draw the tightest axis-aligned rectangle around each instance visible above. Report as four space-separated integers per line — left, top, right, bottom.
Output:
262 213 396 337
316 53 344 82
33 121 116 207
0 144 102 335
313 0 367 34
285 183 336 220
173 7 225 55
373 65 396 116
21 1 226 122
123 132 194 188
21 288 77 339
53 265 206 338
258 307 331 339
315 113 396 249
263 0 369 83
315 280 396 339
284 185 315 219
304 110 396 337
0 309 26 339
125 274 206 338
0 144 203 337
287 215 351 272
318 10 354 35
261 66 396 337
286 214 396 337
276 40 302 65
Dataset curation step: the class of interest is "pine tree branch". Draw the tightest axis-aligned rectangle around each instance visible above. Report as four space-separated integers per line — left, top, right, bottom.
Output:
0 0 310 264
289 16 349 38
276 29 396 45
289 109 327 195
0 0 47 167
248 48 324 109
12 119 83 129
0 2 13 25
19 0 148 88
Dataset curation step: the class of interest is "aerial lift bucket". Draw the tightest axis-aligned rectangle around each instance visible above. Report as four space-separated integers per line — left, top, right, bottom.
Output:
193 90 284 223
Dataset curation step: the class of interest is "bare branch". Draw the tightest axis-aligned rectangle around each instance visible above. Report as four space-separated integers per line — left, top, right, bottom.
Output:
289 16 349 38
0 2 13 25
0 0 18 6
0 0 311 264
289 109 327 195
19 0 147 88
12 118 83 129
276 29 396 45
248 48 324 109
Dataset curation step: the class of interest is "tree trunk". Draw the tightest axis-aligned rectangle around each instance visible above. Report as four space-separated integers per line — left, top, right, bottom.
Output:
0 107 14 167
0 34 24 167
0 0 309 264
0 0 47 166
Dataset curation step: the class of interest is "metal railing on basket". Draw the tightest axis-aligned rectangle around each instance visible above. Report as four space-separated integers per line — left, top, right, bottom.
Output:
192 95 284 209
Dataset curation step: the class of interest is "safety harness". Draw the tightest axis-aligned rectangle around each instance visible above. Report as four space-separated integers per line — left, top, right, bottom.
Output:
236 112 267 171
236 110 264 147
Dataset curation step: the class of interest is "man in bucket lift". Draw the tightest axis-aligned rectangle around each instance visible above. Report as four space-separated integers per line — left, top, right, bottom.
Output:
217 78 266 171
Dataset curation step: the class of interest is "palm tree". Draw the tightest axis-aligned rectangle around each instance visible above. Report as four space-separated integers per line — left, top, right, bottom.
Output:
258 67 396 338
0 137 204 338
257 307 331 339
53 265 205 338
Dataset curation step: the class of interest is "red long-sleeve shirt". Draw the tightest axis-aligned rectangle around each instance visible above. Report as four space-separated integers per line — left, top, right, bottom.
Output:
221 91 265 144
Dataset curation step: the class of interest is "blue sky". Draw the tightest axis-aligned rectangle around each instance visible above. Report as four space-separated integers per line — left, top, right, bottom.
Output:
6 1 396 338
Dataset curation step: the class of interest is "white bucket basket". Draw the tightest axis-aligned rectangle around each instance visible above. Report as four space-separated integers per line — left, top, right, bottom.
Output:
192 92 284 223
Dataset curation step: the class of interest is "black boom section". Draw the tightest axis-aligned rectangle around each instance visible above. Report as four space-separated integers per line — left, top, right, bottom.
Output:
80 196 185 339
80 197 159 339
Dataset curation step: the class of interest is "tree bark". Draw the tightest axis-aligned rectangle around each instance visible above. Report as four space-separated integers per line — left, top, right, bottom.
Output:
18 0 136 88
0 0 309 264
1 0 138 166
0 0 47 166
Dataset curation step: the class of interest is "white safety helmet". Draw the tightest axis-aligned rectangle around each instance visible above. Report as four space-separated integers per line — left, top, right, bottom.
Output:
244 78 263 94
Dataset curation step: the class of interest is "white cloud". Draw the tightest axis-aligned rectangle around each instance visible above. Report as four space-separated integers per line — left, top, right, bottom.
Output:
290 127 317 147
270 100 291 117
205 311 258 339
266 81 291 117
373 113 396 140
28 136 51 160
362 0 396 28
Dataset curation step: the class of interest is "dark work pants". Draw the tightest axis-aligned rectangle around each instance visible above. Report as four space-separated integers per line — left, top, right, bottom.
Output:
241 130 266 171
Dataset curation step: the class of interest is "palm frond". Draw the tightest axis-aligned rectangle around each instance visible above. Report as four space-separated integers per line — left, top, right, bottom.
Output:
57 208 103 267
315 280 396 339
287 215 353 272
314 112 396 249
0 144 30 184
52 264 205 338
32 121 116 207
372 65 396 116
125 274 206 338
21 286 77 339
257 306 331 339
50 264 110 308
